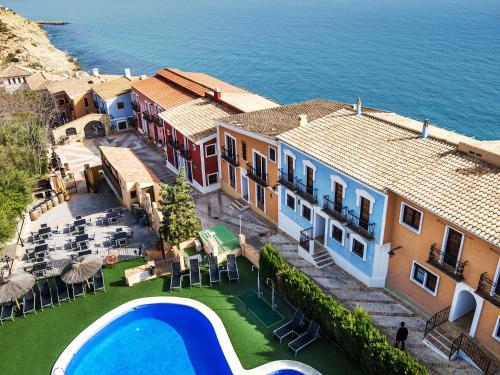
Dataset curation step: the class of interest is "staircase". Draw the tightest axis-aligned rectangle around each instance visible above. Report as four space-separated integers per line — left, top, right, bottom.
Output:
424 322 456 359
230 198 250 213
312 241 335 269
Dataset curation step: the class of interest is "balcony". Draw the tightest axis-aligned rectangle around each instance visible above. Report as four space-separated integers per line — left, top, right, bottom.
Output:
278 169 296 191
168 136 179 150
246 164 268 187
221 146 239 167
151 114 162 126
322 195 348 223
131 101 141 112
142 111 154 123
295 180 318 204
299 227 314 252
427 244 468 282
346 210 375 240
179 147 192 160
476 273 500 308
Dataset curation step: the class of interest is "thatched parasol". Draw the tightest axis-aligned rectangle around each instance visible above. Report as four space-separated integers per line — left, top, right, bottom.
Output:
61 254 102 287
0 272 35 309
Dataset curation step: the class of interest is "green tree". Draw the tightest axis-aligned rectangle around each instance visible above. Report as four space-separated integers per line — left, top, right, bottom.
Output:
159 167 201 247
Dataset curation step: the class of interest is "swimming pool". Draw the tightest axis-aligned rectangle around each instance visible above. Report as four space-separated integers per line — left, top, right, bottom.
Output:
52 297 320 375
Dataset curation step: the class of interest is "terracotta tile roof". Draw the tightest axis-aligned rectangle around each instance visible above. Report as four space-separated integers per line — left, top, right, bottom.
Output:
38 75 117 98
156 69 209 96
92 76 137 101
100 146 160 183
218 99 355 138
163 68 248 94
218 92 279 113
158 98 236 142
131 76 196 110
278 108 500 247
25 71 48 90
0 64 33 78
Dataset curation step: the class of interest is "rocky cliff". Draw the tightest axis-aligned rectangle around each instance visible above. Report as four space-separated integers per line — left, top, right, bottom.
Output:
0 7 78 73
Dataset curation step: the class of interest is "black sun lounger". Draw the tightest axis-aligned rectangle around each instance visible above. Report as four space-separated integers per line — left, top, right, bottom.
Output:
226 254 239 282
273 309 305 342
38 280 54 310
72 282 85 299
0 303 14 325
209 256 220 285
92 268 105 293
170 260 182 291
288 320 320 357
22 289 37 317
189 258 201 288
55 276 70 304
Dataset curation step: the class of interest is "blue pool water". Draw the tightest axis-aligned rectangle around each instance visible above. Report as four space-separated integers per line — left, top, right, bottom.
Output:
65 304 233 375
4 0 500 140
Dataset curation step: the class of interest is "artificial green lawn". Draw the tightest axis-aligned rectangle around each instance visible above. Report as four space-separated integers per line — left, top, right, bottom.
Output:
0 258 361 375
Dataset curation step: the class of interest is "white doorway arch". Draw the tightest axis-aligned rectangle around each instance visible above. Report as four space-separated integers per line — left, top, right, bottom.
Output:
449 283 484 337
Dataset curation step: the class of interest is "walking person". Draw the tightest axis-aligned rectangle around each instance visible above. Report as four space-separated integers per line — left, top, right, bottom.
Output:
395 322 408 351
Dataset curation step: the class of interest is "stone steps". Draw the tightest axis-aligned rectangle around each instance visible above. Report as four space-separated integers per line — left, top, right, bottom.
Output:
230 198 250 213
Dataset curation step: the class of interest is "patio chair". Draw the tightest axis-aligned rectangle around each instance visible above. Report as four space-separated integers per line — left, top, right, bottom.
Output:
38 279 54 310
170 260 182 291
209 256 220 285
189 258 201 288
92 268 105 294
78 249 92 257
288 320 320 357
227 254 239 282
77 226 85 235
0 303 15 325
273 309 305 342
22 289 37 318
55 276 70 304
106 208 113 214
72 282 85 299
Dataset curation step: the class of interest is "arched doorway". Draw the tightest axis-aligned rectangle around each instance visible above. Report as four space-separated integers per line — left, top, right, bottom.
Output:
65 127 77 136
450 290 477 334
83 121 106 138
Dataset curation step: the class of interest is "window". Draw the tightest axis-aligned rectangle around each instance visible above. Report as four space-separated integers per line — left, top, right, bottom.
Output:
302 204 312 222
117 121 127 131
331 223 344 244
205 144 217 157
256 184 265 211
269 147 276 162
351 238 366 259
493 317 500 342
84 97 89 107
207 173 218 185
130 190 137 199
58 99 65 105
117 101 125 110
411 262 439 295
334 182 344 212
286 192 295 210
228 165 236 188
241 141 247 160
399 203 423 233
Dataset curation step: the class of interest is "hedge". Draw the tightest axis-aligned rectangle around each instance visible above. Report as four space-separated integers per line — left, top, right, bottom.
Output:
259 244 427 375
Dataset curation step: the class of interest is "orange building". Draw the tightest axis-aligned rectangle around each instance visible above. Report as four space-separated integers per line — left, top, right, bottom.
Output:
384 139 500 362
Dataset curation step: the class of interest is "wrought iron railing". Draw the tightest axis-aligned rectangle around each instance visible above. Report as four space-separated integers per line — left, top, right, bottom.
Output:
221 146 239 166
346 210 375 240
424 305 450 337
246 164 268 186
449 334 491 374
179 147 192 160
278 169 296 190
168 136 179 150
322 195 348 222
131 101 141 112
295 180 318 204
151 114 161 126
476 273 500 308
142 111 154 123
299 227 314 251
428 244 467 282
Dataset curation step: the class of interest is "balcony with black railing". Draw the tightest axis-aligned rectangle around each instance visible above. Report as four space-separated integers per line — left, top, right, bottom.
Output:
151 114 162 126
246 164 268 187
476 273 500 308
299 227 314 252
221 146 239 167
278 169 296 191
131 102 140 112
295 179 318 204
168 136 179 150
322 195 348 223
428 244 468 282
345 210 375 240
179 147 192 160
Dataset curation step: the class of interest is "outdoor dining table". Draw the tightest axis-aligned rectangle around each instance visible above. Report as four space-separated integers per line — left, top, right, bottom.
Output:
75 234 89 244
74 218 86 228
34 243 48 253
38 226 52 239
113 231 128 247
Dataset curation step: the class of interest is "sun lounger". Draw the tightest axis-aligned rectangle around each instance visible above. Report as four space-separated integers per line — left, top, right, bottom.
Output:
209 256 220 285
170 260 182 291
72 282 85 299
55 276 71 304
288 320 320 357
273 309 305 342
226 254 239 282
92 268 105 293
0 303 14 325
22 289 37 318
189 258 201 288
38 280 54 310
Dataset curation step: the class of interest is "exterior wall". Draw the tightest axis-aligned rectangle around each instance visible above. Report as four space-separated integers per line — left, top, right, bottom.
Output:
475 302 500 358
71 91 97 119
1 75 28 92
278 142 388 287
93 91 134 131
53 92 72 124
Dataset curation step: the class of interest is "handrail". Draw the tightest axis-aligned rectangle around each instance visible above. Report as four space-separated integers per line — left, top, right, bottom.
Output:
299 227 314 251
221 146 239 166
295 179 318 203
322 195 348 222
428 244 467 282
246 164 268 186
278 169 296 190
476 272 500 308
346 210 375 240
449 333 491 374
167 136 179 149
424 305 450 337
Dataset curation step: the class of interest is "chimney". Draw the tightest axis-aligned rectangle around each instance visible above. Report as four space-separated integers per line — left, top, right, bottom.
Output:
297 114 308 127
140 74 147 80
214 87 222 101
92 68 99 76
124 68 131 78
421 119 429 139
356 97 362 116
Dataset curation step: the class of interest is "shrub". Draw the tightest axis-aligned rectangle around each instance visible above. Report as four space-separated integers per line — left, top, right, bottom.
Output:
260 244 427 375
